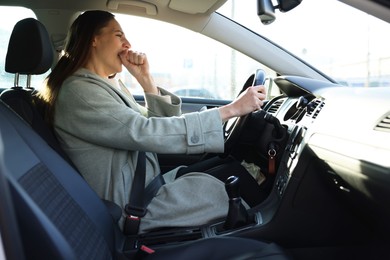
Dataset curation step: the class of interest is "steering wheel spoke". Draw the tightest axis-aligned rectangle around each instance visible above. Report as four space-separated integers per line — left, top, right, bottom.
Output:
222 69 267 156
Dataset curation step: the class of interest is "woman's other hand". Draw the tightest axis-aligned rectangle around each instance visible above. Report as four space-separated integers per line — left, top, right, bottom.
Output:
219 85 266 122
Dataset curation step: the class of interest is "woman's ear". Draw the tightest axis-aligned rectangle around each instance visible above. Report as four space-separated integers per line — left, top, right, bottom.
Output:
92 37 97 47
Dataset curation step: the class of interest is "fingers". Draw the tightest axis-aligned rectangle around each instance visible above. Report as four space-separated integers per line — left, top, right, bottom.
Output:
223 85 267 119
251 85 266 97
120 49 149 77
246 85 266 110
127 50 146 65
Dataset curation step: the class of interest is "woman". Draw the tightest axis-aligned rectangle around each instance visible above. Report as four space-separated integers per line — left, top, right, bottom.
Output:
39 10 267 234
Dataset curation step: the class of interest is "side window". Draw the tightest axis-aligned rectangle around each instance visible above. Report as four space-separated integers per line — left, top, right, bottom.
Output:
115 14 275 100
0 6 49 90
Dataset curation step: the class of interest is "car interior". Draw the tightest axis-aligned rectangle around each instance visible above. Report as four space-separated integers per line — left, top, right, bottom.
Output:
0 0 389 259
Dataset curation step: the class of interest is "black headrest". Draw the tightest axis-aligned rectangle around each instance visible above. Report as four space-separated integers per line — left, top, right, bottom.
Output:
5 18 53 75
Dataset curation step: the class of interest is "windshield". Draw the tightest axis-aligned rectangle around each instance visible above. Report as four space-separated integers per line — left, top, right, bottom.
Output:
218 0 390 87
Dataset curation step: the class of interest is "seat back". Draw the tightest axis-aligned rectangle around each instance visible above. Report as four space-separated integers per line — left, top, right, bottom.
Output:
0 100 123 259
0 19 128 259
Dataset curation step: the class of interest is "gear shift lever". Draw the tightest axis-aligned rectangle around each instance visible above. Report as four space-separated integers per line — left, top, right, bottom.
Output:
223 175 251 230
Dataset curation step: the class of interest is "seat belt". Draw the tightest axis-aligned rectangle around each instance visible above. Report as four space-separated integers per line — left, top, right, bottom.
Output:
115 81 165 235
124 151 147 235
123 152 165 235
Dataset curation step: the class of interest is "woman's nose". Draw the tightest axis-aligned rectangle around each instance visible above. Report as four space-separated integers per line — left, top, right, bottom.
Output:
122 37 131 49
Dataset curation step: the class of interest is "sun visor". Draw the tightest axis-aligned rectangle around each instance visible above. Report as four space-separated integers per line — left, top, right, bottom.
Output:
168 0 227 14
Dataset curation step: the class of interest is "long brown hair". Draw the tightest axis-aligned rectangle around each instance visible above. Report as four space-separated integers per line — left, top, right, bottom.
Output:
39 10 115 124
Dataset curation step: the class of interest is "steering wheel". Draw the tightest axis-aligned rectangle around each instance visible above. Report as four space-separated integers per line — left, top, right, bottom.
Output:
223 69 266 156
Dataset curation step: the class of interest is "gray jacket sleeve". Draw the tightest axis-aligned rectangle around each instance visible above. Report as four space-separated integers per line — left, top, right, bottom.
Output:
144 87 181 117
55 73 225 155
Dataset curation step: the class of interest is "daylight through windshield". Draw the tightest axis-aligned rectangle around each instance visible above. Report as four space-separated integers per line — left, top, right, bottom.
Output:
218 0 390 87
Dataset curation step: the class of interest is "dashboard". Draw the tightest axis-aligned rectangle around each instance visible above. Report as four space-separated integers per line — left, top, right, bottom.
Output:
261 75 390 235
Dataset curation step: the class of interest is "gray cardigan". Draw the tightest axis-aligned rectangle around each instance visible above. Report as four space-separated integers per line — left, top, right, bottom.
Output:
54 68 229 233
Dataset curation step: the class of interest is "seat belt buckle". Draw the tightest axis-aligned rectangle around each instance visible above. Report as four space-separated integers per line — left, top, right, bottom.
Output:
124 215 141 235
123 204 147 235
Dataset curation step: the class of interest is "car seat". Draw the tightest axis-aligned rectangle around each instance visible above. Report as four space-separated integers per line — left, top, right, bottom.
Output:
0 99 290 259
0 18 292 259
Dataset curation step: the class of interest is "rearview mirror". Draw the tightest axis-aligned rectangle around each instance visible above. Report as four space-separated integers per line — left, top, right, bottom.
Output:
257 0 302 25
279 0 302 12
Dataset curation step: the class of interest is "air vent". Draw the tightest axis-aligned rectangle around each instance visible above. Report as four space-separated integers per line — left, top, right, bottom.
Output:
306 99 325 119
374 113 390 132
267 98 285 114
